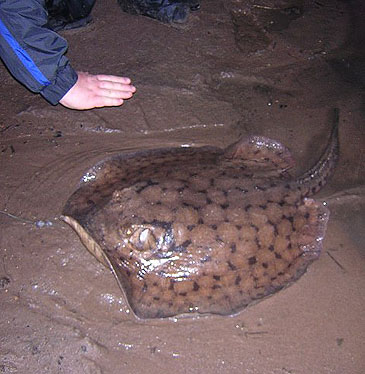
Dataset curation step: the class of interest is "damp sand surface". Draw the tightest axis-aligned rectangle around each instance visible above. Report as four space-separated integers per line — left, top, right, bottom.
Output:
1 1 365 373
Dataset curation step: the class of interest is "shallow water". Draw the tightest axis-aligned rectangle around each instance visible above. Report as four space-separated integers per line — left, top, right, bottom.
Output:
1 0 364 373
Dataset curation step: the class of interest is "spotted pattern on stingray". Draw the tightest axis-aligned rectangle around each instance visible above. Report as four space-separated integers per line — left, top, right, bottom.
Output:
62 111 339 319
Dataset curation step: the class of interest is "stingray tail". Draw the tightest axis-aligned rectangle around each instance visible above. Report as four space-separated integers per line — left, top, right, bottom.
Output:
295 108 339 196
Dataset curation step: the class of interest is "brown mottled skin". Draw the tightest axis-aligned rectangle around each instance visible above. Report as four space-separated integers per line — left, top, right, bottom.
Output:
63 111 339 319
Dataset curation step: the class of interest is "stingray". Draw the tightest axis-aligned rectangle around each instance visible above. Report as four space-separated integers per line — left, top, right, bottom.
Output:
62 111 339 319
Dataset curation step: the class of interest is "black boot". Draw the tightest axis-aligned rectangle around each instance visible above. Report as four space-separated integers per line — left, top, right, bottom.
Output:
45 0 95 31
117 0 200 23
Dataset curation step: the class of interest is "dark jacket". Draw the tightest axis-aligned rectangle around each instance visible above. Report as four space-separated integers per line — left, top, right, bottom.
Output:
0 0 77 105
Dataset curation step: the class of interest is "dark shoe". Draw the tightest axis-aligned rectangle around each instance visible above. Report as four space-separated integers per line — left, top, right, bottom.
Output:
153 3 190 24
47 14 93 31
118 0 200 23
45 0 95 31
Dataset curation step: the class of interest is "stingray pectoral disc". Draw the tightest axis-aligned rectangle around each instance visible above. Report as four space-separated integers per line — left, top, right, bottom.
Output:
63 121 338 319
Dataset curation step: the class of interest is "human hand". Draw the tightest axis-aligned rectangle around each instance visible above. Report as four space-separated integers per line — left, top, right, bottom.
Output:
59 72 136 110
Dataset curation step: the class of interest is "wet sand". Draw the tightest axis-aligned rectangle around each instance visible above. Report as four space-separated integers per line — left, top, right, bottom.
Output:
1 0 364 373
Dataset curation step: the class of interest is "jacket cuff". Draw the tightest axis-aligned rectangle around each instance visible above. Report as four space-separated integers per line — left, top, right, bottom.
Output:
40 60 78 105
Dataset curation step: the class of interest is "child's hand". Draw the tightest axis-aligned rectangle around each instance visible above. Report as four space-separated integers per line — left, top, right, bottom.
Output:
59 72 136 110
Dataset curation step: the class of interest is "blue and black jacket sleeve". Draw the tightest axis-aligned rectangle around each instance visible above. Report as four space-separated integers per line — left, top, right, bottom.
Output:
0 0 77 105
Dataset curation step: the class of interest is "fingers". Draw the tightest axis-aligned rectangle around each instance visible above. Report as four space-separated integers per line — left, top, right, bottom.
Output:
98 90 133 100
94 97 125 108
93 74 136 100
96 74 132 85
97 80 136 97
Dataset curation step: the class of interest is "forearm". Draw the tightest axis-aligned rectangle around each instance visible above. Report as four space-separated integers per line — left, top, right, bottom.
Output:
0 0 77 104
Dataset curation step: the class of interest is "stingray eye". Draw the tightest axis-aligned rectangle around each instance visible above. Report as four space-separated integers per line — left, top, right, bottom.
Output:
136 227 157 251
121 225 156 252
139 228 154 247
